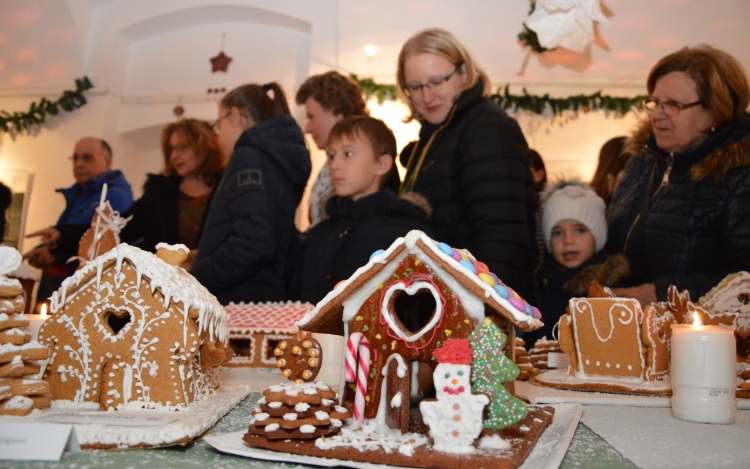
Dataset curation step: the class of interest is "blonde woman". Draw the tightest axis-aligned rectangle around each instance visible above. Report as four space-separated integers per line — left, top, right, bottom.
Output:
397 28 537 300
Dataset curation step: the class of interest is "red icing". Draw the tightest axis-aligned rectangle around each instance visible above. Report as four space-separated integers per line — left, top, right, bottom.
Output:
433 338 472 364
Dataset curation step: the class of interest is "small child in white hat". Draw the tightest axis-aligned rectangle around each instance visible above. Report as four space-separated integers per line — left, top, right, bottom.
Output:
525 180 630 349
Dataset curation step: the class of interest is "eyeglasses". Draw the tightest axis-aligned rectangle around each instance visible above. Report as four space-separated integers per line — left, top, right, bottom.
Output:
169 145 191 154
69 154 96 163
643 99 703 116
402 66 461 96
212 112 231 131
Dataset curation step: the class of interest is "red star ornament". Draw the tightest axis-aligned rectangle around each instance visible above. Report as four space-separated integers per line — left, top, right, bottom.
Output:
210 51 232 73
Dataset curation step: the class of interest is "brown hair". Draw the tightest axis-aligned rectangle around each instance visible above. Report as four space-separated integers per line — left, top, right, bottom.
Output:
590 136 628 206
397 28 490 122
647 45 749 130
220 83 290 127
161 119 227 187
329 116 400 191
295 71 368 117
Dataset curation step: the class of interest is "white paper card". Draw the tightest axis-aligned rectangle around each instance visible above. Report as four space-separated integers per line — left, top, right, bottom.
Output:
547 352 570 369
38 411 176 427
0 422 80 461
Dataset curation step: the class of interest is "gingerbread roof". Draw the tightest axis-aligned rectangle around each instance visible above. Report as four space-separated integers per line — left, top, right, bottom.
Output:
225 301 314 335
50 243 227 341
297 230 543 335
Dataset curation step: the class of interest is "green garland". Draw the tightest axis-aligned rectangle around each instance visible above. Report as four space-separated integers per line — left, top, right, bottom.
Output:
491 85 648 117
350 75 647 117
0 77 94 134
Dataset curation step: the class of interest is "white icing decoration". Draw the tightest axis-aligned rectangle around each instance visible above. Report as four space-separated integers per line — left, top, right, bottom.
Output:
390 391 402 408
283 413 298 421
314 411 329 420
254 412 270 421
299 424 316 434
380 281 443 342
478 434 511 449
268 401 282 409
265 423 280 432
420 362 488 454
295 402 310 412
0 247 22 276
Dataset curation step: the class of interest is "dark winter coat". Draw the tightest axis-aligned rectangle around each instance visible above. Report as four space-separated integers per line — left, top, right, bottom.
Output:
399 78 537 300
300 189 435 304
526 252 630 348
120 174 216 253
52 169 133 263
606 113 750 301
191 115 311 304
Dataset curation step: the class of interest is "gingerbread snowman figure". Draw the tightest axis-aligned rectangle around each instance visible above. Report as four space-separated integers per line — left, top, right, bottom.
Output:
420 339 489 454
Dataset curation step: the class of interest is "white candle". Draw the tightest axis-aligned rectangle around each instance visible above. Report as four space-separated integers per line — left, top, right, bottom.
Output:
311 333 344 389
24 310 51 342
670 313 736 424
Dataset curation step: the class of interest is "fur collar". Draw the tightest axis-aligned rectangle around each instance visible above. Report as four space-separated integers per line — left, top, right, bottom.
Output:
624 115 750 182
563 254 631 297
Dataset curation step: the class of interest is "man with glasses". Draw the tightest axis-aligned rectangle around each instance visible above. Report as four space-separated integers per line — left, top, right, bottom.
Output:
23 137 133 309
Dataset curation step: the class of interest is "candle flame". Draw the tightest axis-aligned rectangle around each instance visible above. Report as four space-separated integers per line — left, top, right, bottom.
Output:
40 303 48 315
692 311 703 326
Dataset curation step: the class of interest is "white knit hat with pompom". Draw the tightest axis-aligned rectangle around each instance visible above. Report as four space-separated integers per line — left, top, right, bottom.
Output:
541 181 607 253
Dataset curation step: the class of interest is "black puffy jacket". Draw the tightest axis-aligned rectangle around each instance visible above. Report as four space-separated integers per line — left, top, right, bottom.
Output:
300 189 435 304
399 78 537 300
191 115 311 304
606 114 750 301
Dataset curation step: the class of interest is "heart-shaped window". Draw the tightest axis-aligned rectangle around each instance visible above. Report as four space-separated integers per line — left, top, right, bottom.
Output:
102 308 133 336
381 281 443 342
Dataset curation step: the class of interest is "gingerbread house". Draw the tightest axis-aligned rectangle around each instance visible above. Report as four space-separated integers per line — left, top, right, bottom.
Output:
224 301 313 367
534 282 674 394
296 230 542 432
38 243 232 411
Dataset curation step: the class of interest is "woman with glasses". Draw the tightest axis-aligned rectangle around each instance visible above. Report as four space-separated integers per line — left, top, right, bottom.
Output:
120 119 226 269
606 45 750 305
190 83 311 304
396 28 537 300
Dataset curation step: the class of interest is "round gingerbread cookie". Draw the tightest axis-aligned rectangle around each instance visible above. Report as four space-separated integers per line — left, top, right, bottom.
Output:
273 334 323 383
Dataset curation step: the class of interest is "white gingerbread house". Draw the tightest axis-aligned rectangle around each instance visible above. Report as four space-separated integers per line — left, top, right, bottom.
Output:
296 230 543 432
38 244 231 411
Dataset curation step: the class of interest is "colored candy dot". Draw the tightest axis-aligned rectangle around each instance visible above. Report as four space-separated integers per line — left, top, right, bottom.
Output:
478 273 495 286
453 415 461 422
452 250 462 261
490 272 501 284
494 284 510 299
532 306 542 319
459 259 476 274
509 296 526 312
525 303 533 315
460 253 469 261
452 430 460 437
369 249 385 260
437 242 454 256
475 262 489 274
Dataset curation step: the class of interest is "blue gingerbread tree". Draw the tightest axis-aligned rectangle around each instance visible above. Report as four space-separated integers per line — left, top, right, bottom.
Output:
469 318 528 429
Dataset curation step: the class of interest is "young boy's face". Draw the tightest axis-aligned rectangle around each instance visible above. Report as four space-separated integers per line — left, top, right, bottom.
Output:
328 132 392 201
549 219 597 269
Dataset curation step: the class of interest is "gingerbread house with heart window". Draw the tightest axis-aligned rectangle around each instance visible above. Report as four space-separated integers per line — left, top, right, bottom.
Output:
38 243 232 411
296 230 542 433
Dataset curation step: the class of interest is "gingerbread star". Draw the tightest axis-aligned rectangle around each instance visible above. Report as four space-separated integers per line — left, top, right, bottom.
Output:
210 51 232 73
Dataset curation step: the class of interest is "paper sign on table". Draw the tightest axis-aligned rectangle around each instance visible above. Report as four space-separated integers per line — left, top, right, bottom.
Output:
0 422 80 461
38 412 177 427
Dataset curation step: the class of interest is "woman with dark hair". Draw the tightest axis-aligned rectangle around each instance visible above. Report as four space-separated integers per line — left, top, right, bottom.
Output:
121 119 226 267
295 71 370 227
396 28 537 300
191 83 311 304
607 45 750 305
589 136 628 206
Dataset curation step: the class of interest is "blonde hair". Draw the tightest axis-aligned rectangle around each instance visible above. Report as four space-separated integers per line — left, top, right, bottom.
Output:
397 28 490 122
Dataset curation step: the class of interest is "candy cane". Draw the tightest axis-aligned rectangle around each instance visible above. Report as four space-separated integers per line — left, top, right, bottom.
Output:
345 332 370 426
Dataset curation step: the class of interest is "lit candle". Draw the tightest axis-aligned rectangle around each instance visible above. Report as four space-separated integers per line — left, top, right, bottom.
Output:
24 303 51 342
670 312 736 424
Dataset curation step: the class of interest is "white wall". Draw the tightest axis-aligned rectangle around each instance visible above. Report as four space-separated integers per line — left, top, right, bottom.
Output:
1 0 749 246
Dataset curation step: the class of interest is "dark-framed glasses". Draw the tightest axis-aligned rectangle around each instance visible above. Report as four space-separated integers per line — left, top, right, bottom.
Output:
643 99 702 116
402 66 461 96
212 112 231 131
69 154 96 163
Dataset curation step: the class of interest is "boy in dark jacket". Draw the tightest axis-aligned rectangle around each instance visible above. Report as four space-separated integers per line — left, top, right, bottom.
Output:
526 181 629 348
301 116 434 303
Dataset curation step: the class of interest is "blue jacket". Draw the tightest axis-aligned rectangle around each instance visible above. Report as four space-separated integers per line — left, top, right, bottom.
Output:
56 169 133 225
51 169 133 263
191 114 311 304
